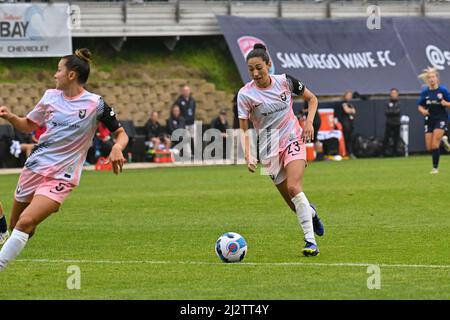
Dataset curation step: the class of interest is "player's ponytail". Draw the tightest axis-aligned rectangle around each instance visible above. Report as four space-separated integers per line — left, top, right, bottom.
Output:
246 43 270 64
62 48 92 85
75 48 92 65
418 66 439 84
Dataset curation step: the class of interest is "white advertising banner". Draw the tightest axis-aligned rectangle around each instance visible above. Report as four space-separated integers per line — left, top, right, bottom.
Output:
0 3 72 57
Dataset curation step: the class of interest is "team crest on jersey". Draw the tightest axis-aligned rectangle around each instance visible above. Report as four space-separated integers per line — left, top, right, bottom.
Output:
437 93 443 100
79 109 87 119
280 92 287 101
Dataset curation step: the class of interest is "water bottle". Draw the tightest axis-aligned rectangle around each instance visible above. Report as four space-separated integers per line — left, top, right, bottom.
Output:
400 115 410 157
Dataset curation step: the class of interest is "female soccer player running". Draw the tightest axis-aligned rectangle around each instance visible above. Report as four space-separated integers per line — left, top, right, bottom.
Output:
238 44 324 256
417 67 450 174
0 49 129 271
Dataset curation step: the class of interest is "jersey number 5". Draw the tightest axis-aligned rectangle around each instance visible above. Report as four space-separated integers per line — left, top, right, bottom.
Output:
50 182 66 194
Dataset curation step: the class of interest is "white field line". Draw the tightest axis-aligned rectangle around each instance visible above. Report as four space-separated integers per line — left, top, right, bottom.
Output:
0 161 247 175
16 259 450 269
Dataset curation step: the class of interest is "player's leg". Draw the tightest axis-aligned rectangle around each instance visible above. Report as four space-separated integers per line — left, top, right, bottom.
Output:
2 168 37 245
424 131 434 172
284 159 319 256
9 199 31 234
1 200 31 245
0 195 59 271
0 202 8 245
442 132 450 152
275 179 295 212
275 180 323 237
430 128 445 173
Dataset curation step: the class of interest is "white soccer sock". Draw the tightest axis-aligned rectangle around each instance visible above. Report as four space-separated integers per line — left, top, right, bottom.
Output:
0 229 29 271
291 192 316 245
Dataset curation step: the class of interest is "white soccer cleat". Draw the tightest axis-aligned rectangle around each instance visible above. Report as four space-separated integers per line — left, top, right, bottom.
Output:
442 136 450 152
0 230 9 245
430 168 439 174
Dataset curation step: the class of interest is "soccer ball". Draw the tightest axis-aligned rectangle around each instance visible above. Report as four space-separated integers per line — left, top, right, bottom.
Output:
215 232 247 263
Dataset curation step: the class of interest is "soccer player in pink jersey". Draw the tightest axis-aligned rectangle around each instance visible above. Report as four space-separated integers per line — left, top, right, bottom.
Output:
0 48 129 271
238 44 324 256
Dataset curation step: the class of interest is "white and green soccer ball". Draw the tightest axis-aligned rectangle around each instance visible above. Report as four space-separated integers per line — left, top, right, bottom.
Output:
215 232 247 263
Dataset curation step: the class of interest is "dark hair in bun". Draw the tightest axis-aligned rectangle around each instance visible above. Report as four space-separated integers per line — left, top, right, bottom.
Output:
246 43 270 64
75 48 92 65
62 48 92 84
253 43 266 51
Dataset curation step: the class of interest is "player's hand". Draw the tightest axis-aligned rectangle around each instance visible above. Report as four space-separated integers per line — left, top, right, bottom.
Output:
421 109 430 116
0 106 12 120
107 144 125 175
302 121 314 143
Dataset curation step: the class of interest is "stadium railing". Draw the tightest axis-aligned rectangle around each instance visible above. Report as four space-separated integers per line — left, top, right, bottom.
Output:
7 0 441 38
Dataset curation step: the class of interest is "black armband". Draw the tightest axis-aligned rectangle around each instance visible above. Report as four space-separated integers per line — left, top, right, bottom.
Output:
286 74 306 96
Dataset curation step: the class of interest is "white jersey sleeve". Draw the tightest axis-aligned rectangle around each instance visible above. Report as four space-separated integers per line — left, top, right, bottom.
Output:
27 90 50 126
237 90 251 120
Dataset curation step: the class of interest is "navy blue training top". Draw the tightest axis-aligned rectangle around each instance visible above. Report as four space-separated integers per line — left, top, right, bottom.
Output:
417 86 450 121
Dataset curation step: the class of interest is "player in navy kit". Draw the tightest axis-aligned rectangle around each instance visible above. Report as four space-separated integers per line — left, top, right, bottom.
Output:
417 67 450 174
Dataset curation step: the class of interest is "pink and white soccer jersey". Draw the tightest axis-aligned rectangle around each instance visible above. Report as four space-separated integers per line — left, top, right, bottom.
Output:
238 74 307 184
15 89 121 203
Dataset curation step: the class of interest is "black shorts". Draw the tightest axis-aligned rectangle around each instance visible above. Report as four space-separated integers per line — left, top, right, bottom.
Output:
424 118 448 133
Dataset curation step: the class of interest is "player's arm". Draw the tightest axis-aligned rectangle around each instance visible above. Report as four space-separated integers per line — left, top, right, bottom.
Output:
237 92 256 173
97 99 129 175
440 89 450 108
418 105 429 116
342 103 356 115
109 127 128 174
417 92 429 116
239 119 256 173
0 106 38 134
441 100 450 108
286 74 318 142
301 88 318 143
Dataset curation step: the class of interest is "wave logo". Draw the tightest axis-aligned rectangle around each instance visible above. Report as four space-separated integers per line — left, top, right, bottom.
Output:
426 45 450 70
237 36 275 74
225 242 239 257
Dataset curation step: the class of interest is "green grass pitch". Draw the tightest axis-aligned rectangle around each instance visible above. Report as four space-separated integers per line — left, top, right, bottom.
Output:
0 156 449 299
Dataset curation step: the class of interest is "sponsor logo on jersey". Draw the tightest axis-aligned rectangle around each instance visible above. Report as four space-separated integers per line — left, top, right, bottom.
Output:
261 105 287 116
51 121 81 129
